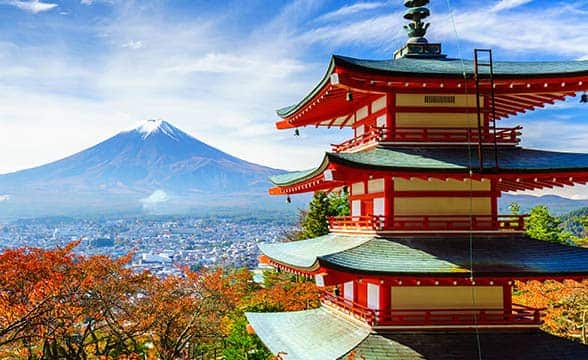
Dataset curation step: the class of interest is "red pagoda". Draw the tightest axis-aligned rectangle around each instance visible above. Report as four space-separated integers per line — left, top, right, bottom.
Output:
247 1 588 358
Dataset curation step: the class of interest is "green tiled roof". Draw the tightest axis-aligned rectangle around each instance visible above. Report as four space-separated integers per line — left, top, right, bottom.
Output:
247 308 588 359
245 307 370 360
260 235 588 276
258 234 371 269
322 236 588 275
336 55 588 77
271 147 588 186
270 166 327 186
277 55 588 118
349 331 588 359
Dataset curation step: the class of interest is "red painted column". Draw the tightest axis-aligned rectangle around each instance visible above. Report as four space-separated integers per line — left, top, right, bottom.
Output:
357 280 367 307
384 177 394 229
491 179 498 229
385 92 396 141
379 280 391 323
503 283 513 316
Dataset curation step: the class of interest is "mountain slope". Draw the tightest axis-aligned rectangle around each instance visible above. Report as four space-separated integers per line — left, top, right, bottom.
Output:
499 194 588 215
0 120 288 219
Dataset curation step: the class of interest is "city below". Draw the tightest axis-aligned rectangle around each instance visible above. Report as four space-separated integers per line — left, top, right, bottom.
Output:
0 215 295 277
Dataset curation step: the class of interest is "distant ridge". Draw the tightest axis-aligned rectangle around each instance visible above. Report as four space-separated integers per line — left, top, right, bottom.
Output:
0 120 292 219
499 193 588 215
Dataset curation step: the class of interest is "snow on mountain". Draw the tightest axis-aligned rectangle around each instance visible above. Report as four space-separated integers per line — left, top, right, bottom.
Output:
137 119 180 141
0 120 286 218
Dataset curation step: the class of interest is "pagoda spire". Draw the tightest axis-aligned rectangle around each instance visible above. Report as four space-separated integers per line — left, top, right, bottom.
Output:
394 0 445 59
403 0 431 42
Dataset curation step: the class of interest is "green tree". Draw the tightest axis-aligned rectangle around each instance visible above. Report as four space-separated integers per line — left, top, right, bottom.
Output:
526 205 573 244
223 317 271 360
300 192 331 239
580 216 588 234
294 190 350 240
508 201 521 216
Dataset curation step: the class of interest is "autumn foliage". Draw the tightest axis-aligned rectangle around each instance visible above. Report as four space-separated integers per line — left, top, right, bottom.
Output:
0 242 317 359
514 280 588 342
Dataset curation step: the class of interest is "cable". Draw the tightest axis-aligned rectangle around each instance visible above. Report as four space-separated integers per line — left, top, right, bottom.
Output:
444 1 483 359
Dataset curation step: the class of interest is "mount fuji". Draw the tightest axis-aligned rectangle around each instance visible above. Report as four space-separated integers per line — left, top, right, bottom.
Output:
0 120 290 219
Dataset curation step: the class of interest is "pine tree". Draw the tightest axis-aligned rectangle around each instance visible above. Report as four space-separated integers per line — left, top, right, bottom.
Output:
285 190 350 241
300 191 331 239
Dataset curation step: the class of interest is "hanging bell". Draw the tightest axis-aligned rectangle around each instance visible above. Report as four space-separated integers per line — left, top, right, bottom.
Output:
581 93 588 103
294 128 300 136
346 90 353 102
286 195 292 203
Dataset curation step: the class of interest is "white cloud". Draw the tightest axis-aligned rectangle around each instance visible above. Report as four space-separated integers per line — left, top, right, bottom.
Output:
141 190 169 204
121 40 144 50
492 0 533 12
5 0 58 14
81 0 94 4
317 2 386 21
0 195 11 202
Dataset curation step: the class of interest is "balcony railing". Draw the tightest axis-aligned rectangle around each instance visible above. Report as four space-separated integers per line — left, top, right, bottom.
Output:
331 126 522 153
320 290 376 325
328 215 527 233
320 290 542 327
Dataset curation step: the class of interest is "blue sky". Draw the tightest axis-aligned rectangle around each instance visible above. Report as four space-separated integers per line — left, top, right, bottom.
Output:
1 0 587 198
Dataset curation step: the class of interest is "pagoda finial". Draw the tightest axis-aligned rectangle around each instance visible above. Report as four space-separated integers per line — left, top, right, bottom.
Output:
394 0 444 59
403 0 431 42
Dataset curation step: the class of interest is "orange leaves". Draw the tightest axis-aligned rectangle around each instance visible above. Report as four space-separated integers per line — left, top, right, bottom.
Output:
242 271 320 313
1 244 320 359
514 279 588 340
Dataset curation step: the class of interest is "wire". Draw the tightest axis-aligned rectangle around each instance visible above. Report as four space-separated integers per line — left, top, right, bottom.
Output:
444 1 483 359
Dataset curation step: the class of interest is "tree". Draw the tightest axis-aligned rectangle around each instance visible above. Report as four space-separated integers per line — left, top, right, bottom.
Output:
223 317 271 360
0 243 151 360
508 201 521 216
141 268 252 360
288 190 350 241
514 280 588 342
526 205 573 244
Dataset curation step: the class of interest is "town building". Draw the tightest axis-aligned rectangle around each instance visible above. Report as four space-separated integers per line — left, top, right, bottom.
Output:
246 1 588 359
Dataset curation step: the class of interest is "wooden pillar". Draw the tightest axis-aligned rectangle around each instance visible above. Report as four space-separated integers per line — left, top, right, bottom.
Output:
357 280 367 307
503 283 513 312
379 280 392 323
384 177 394 229
385 92 396 140
491 179 498 228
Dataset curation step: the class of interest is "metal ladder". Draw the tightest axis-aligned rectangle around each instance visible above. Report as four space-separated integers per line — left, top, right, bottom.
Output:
474 49 499 170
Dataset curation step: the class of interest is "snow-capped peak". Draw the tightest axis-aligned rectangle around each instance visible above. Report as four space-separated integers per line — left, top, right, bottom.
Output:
137 119 179 141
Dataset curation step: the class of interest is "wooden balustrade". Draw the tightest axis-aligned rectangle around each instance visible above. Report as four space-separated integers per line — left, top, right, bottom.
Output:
319 290 542 327
331 126 522 152
329 215 527 232
320 290 376 325
375 304 541 326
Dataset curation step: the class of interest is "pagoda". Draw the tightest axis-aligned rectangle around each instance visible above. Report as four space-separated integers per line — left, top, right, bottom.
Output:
246 1 588 359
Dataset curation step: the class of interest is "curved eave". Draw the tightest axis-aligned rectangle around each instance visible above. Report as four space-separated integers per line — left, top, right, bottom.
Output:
257 235 373 273
276 58 336 122
275 55 588 129
269 147 588 194
269 155 333 195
